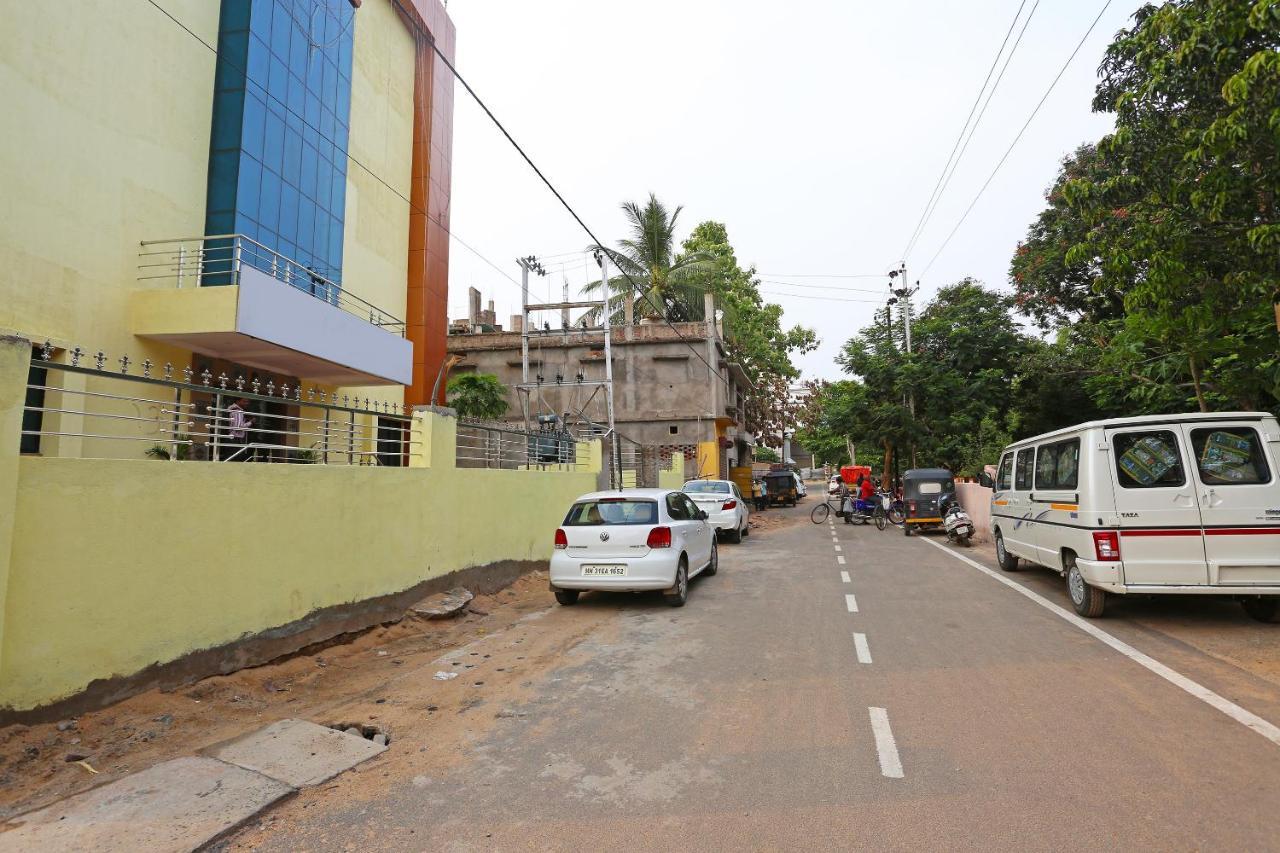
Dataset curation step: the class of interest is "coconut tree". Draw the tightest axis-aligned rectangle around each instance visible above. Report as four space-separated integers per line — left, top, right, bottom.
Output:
583 194 716 323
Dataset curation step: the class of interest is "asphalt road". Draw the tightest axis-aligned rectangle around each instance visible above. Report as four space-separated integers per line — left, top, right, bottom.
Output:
235 504 1280 851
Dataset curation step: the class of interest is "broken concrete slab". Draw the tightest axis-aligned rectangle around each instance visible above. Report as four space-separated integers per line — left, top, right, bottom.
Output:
0 756 293 853
410 586 474 618
202 719 386 788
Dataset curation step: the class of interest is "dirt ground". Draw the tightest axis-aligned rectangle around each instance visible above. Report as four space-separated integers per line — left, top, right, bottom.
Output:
0 511 812 825
0 571 600 821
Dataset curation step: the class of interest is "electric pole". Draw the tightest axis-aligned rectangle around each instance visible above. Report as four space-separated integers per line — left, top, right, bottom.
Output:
889 263 918 468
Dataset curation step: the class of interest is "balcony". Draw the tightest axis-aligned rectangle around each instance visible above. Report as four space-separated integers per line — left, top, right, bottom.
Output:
132 235 412 386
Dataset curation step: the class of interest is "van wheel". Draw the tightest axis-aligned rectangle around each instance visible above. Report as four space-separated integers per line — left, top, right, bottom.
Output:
1241 597 1280 623
995 531 1019 572
1067 558 1106 618
554 589 580 606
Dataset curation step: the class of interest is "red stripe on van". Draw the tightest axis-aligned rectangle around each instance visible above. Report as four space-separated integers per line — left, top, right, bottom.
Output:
1204 527 1280 536
1119 529 1202 537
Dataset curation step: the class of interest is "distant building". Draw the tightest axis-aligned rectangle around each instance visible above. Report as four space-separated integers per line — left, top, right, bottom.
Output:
446 308 754 479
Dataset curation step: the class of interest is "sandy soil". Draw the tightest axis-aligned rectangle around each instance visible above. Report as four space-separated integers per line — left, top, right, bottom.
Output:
0 571 611 821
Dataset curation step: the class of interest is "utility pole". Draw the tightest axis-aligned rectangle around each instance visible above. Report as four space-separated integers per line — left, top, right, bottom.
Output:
516 255 546 435
598 250 619 489
889 263 918 467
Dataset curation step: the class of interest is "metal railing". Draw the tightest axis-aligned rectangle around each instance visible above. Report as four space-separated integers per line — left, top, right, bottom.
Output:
138 234 406 336
20 342 417 466
455 418 583 470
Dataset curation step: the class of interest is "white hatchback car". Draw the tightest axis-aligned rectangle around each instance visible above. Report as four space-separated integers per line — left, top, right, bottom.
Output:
550 489 718 607
682 479 750 542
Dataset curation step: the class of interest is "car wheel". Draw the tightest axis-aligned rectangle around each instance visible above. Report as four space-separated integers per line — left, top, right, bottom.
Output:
1241 596 1280 623
665 558 688 607
726 524 742 544
704 540 719 576
1067 558 1106 618
554 589 580 606
742 523 750 538
995 531 1019 572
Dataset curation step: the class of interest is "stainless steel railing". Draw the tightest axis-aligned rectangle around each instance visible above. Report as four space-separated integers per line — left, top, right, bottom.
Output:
455 419 583 470
138 234 406 336
20 342 417 466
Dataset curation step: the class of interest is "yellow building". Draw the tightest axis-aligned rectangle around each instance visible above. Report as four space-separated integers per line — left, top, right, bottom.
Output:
1 0 456 462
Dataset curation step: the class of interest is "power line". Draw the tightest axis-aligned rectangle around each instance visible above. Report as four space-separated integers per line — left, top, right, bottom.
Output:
143 0 524 296
759 291 886 304
921 0 1116 277
905 0 1040 262
759 279 889 294
900 0 1030 262
759 273 887 279
426 39 734 389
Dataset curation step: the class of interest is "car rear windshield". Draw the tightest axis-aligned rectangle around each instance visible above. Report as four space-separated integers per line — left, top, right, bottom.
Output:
563 499 658 526
683 481 730 494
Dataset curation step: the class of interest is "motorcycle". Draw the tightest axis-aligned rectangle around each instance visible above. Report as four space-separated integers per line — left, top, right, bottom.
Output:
942 499 975 546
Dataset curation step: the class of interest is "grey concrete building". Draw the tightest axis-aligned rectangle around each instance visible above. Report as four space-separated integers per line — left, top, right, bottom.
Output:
446 318 754 479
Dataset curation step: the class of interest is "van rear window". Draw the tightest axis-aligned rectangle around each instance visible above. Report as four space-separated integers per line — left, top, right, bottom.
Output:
1114 431 1185 489
1191 428 1271 485
564 500 658 526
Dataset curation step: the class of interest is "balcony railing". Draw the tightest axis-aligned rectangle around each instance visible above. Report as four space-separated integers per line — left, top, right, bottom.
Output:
138 234 406 337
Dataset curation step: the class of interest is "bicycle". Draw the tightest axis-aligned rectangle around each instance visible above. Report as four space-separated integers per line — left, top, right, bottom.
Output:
810 494 839 524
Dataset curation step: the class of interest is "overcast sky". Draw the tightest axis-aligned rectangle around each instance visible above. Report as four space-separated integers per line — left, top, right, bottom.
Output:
441 0 1137 381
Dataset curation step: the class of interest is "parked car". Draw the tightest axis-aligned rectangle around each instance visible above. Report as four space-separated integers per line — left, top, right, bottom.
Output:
791 472 808 499
683 479 751 543
991 411 1280 620
550 489 717 607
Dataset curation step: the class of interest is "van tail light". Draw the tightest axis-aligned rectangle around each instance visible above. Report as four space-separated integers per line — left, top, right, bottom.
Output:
554 528 568 550
721 499 737 510
1092 531 1121 561
646 526 672 549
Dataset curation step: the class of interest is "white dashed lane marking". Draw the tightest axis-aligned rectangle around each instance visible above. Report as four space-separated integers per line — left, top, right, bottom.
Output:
837 555 846 565
869 707 903 778
853 632 872 664
840 571 851 584
834 545 842 552
845 593 858 613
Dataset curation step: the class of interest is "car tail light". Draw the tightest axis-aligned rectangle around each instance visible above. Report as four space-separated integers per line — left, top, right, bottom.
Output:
1092 531 1121 561
721 499 737 510
554 528 568 550
646 526 672 549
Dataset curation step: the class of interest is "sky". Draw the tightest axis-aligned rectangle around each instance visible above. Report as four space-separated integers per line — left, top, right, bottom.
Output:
440 0 1138 382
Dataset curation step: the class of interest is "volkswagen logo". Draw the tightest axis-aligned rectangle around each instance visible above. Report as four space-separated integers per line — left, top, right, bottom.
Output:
599 531 610 542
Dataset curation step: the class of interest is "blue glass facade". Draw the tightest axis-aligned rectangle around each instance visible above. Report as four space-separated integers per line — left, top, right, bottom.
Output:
205 0 354 286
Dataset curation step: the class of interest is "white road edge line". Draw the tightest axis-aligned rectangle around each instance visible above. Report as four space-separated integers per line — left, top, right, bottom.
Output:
840 570 851 584
868 707 903 778
845 593 858 613
853 632 872 664
918 537 1280 748
837 555 847 565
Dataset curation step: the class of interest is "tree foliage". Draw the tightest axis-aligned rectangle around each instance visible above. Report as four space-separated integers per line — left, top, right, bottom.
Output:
678 221 818 442
1015 0 1279 414
583 194 717 321
446 374 509 420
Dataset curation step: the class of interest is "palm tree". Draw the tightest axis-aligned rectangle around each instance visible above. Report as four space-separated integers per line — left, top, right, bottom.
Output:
583 194 717 323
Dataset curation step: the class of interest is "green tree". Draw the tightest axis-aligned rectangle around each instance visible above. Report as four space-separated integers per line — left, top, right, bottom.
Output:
446 374 509 420
678 221 818 441
754 446 779 463
1019 0 1280 414
584 194 716 321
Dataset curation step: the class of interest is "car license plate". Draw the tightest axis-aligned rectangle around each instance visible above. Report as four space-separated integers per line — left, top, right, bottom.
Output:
581 564 626 577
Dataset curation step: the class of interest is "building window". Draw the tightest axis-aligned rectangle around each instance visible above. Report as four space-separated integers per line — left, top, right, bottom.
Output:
205 0 355 288
669 424 679 435
20 348 46 455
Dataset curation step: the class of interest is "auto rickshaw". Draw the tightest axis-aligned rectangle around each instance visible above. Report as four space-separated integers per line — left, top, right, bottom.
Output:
901 467 956 536
763 470 798 507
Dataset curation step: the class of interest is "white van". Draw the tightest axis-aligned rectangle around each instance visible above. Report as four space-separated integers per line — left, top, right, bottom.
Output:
990 412 1280 620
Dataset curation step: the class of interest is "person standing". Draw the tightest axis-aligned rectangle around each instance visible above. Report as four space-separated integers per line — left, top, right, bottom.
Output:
223 398 254 461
